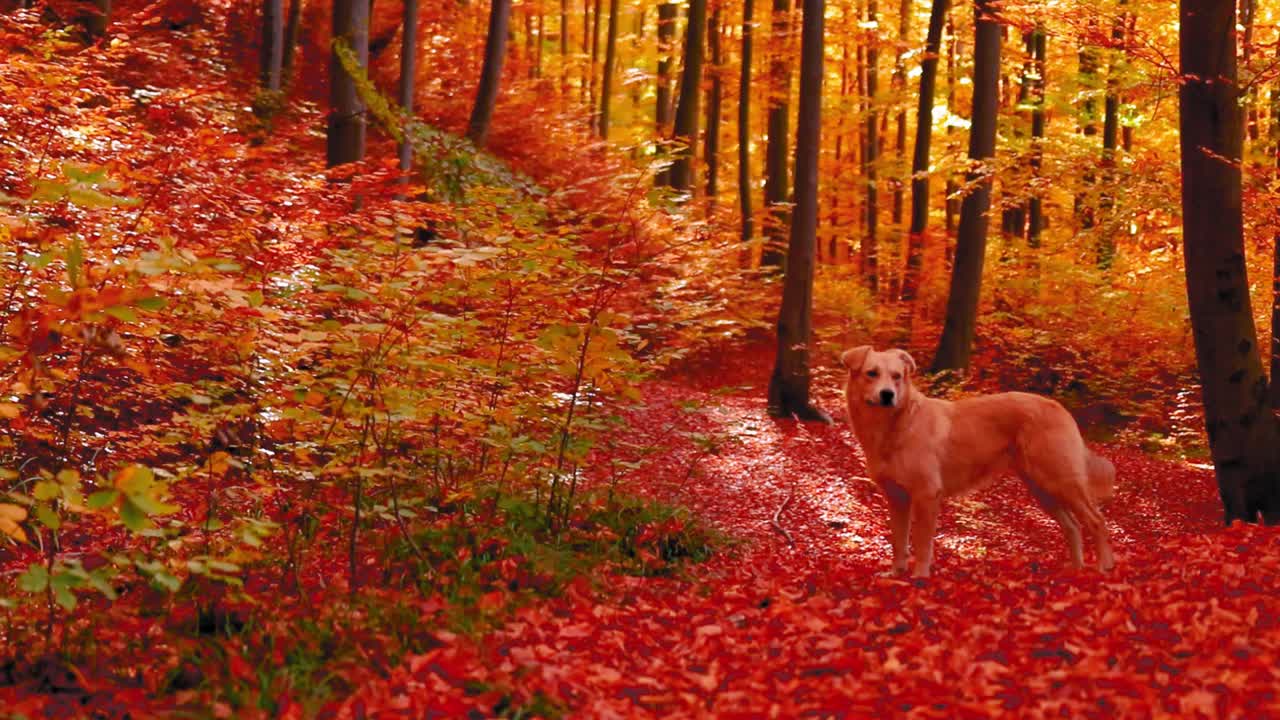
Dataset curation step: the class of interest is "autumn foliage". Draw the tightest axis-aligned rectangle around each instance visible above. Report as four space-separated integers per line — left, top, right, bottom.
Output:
2 0 1280 717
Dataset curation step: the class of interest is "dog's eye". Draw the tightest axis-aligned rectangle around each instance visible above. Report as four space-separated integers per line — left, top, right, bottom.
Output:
892 373 902 381
866 370 879 378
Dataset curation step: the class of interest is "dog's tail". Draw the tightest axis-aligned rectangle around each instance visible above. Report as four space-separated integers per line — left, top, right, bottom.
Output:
1086 451 1116 505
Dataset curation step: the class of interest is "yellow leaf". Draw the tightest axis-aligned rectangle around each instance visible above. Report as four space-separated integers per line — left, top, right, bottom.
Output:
0 403 20 419
0 503 29 543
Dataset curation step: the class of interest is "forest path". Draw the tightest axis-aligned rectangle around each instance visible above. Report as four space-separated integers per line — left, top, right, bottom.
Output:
342 344 1280 719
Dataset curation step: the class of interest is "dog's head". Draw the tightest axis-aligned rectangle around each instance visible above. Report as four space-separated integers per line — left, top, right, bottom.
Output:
841 345 917 410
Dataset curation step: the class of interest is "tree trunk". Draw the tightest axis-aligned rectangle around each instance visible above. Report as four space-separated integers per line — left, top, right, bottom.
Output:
655 1 678 185
670 0 708 192
85 0 110 38
327 0 369 166
891 0 909 227
589 0 602 115
768 0 828 422
1098 1 1126 268
398 0 418 184
943 7 957 246
931 0 999 372
261 0 285 91
1180 0 1280 523
761 0 792 269
282 0 303 76
597 0 619 137
1027 24 1046 248
738 0 755 244
705 3 723 203
862 0 880 294
467 0 513 146
902 0 949 303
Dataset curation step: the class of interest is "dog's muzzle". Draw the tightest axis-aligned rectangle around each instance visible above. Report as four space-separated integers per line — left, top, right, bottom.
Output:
879 390 896 407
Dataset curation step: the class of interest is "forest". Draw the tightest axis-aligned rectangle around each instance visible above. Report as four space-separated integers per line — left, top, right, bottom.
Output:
1 0 1280 715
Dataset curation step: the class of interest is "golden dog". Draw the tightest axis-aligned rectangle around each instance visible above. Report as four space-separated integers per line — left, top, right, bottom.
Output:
842 346 1115 578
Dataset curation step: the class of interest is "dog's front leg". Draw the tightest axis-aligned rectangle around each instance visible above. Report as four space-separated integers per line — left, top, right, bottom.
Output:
885 491 911 575
909 490 942 578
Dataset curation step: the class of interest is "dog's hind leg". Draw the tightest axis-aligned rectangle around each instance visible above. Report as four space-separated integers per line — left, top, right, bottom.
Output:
1021 474 1084 568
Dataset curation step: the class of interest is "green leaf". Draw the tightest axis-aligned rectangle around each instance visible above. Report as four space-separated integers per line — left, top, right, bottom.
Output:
119 497 148 532
35 504 60 530
66 237 83 288
129 492 178 516
152 572 182 592
135 296 167 312
18 564 48 593
87 490 120 510
33 480 60 501
53 585 77 611
103 306 137 323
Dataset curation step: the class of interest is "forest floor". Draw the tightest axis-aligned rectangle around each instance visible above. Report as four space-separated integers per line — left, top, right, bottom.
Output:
3 6 1280 719
329 346 1280 719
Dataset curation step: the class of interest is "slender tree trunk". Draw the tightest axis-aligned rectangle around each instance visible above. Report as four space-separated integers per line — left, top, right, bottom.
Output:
863 0 880 293
261 0 285 91
282 0 303 76
536 2 544 78
891 0 909 227
1180 0 1280 523
739 0 756 244
589 0 602 115
1077 22 1100 231
1027 24 1046 248
85 0 111 37
943 7 958 246
761 0 792 268
1271 234 1280 410
669 0 708 192
327 0 369 166
468 0 513 146
1242 0 1258 142
768 0 828 422
597 0 619 137
656 1 678 185
902 0 949 303
931 0 1000 372
705 4 723 202
398 0 418 185
559 0 570 96
1098 0 1126 268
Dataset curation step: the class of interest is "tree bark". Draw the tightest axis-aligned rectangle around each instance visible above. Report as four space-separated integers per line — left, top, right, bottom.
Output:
1180 0 1280 523
761 0 792 269
261 0 285 91
85 0 111 38
1098 1 1126 268
862 0 880 294
768 0 828 422
467 0 513 146
670 0 708 192
931 0 1000 372
282 0 303 76
1027 24 1046 248
891 0 909 227
589 0 602 114
656 1 678 185
327 0 369 166
597 0 619 137
398 0 418 183
705 3 723 203
739 0 756 244
902 0 949 303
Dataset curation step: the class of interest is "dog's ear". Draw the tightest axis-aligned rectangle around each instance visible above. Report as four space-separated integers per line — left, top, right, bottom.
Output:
840 345 873 372
895 349 917 376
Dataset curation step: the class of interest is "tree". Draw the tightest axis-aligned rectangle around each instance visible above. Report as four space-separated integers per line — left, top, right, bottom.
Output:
468 0 513 146
704 3 723 202
669 0 708 192
1027 24 1046 247
327 0 369 166
890 0 909 227
597 0 619 137
761 0 792 268
930 0 1000 372
655 1 678 185
399 0 418 184
862 0 879 293
1179 0 1280 523
902 0 949 303
85 0 110 38
738 0 755 244
260 0 285 91
282 0 303 76
767 0 827 422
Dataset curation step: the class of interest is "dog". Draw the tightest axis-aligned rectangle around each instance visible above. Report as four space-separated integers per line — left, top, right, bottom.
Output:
841 345 1116 578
